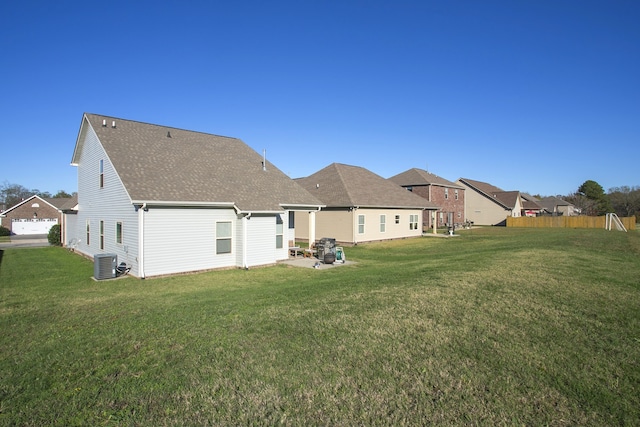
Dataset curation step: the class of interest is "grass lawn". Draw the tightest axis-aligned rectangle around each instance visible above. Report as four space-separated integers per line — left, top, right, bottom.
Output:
1 227 639 425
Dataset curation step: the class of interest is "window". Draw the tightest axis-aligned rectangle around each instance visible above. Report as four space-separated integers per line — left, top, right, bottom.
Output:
409 214 418 230
216 221 232 254
99 159 104 188
454 189 459 200
406 186 413 192
444 188 449 199
99 220 104 250
380 215 386 233
116 222 123 244
288 211 295 229
86 220 90 245
276 215 283 249
395 215 400 224
358 214 365 234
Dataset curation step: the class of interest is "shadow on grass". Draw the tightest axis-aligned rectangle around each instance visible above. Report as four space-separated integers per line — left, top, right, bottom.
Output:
0 249 3 271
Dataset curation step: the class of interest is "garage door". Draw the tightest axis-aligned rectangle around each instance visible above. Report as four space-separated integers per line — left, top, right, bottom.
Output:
11 218 58 235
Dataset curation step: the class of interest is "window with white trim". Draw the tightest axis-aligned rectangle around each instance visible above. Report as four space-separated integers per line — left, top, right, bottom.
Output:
99 159 104 188
380 215 386 233
288 211 295 229
216 221 232 254
116 222 123 244
454 189 459 200
395 215 400 224
409 214 418 230
444 188 449 199
99 220 104 250
358 214 365 234
276 215 283 249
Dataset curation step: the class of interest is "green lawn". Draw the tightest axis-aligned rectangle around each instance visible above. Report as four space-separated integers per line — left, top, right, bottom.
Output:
1 228 639 426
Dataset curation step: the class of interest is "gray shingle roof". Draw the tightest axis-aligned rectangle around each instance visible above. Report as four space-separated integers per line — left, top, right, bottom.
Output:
389 168 464 189
296 163 439 209
75 114 322 212
458 178 520 209
45 196 77 211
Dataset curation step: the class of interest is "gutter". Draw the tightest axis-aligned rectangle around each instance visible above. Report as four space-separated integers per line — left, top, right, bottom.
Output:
131 200 236 208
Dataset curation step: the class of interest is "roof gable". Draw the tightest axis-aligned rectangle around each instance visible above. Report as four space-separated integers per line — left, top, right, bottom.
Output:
297 163 439 209
389 168 464 189
1 195 60 215
458 178 521 209
73 114 322 212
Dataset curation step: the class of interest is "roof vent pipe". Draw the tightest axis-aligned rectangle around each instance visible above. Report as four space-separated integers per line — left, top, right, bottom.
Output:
112 121 116 128
102 119 107 127
262 149 267 171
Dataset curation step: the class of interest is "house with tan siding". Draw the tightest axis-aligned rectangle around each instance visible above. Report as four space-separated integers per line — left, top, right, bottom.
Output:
68 113 323 278
389 168 465 231
294 163 439 244
456 178 523 226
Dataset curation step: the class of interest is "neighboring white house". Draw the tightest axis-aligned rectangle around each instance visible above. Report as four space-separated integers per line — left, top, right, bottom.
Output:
68 113 323 278
456 178 523 226
294 163 439 244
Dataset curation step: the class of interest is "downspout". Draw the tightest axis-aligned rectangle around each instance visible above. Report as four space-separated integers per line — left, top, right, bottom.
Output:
138 203 146 278
352 207 358 245
242 213 251 269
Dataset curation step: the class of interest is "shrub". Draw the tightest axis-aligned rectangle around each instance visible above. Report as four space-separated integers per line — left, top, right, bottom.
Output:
0 226 10 236
47 224 61 246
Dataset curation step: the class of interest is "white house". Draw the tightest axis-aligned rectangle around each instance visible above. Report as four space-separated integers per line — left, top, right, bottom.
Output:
68 113 323 278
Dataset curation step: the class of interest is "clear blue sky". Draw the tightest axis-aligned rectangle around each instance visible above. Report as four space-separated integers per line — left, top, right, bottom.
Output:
2 0 638 197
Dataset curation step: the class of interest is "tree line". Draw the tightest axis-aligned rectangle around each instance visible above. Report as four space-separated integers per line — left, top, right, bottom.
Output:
564 180 639 218
0 182 75 211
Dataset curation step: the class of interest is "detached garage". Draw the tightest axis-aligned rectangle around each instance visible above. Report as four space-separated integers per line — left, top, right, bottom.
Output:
0 195 75 236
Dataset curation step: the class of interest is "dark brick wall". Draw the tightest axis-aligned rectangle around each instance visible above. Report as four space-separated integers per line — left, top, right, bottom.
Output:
405 185 465 229
1 198 61 233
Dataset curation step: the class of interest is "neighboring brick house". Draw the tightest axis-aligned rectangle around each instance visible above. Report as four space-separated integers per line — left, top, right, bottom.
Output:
389 168 465 230
0 195 76 236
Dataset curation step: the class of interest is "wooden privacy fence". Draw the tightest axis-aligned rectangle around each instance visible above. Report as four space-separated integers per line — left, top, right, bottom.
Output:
507 216 636 230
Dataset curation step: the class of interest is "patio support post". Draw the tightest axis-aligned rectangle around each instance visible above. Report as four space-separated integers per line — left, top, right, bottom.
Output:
308 210 316 247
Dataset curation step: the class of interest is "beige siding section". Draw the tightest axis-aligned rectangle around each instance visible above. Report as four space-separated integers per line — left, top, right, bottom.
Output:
464 191 511 226
298 208 423 244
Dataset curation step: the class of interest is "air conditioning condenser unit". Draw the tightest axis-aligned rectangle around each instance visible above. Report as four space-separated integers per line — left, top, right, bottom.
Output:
94 253 117 280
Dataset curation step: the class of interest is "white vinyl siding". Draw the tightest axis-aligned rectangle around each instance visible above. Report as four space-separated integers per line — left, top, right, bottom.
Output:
72 122 140 275
143 208 236 276
245 214 282 266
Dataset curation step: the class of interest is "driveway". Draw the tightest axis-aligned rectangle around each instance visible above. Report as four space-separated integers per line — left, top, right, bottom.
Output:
0 234 51 248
